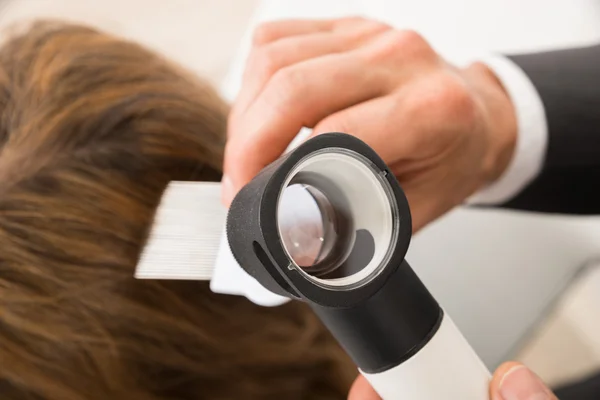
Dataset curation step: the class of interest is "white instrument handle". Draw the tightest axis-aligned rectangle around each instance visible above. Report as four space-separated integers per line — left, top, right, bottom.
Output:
361 311 491 399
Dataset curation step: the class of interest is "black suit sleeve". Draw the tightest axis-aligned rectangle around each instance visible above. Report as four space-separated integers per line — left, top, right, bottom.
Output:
494 45 600 214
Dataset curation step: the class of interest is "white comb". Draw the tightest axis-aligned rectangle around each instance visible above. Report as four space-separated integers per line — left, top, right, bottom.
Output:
135 181 289 307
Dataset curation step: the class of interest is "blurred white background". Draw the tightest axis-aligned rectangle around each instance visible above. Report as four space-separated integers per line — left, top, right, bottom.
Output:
0 0 258 86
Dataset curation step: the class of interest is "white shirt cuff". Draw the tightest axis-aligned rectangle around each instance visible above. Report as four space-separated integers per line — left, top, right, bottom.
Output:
467 55 548 205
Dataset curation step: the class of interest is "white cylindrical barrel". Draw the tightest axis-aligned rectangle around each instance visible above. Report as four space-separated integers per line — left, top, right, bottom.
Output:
361 312 491 400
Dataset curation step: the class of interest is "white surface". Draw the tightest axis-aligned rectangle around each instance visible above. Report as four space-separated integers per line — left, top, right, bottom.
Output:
468 55 548 205
221 0 600 369
563 264 600 357
362 312 490 400
516 264 600 385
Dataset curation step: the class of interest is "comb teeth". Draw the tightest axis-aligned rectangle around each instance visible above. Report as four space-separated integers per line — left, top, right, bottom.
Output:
135 181 225 280
135 180 291 307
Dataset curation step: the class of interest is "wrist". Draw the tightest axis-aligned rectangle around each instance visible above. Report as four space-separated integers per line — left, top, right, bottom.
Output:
464 61 517 187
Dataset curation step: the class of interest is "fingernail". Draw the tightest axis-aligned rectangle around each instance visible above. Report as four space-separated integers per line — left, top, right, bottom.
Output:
221 175 234 206
498 365 551 400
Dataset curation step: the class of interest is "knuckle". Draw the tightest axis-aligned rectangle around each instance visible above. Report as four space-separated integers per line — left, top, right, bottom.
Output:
335 16 391 36
364 20 393 33
344 20 392 41
252 46 280 78
274 66 305 92
269 66 307 107
398 29 427 46
252 22 279 46
406 73 478 124
435 74 478 119
336 16 369 26
315 116 349 135
366 29 433 63
388 29 430 57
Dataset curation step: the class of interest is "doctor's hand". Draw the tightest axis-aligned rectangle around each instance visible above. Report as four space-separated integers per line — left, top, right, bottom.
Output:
223 17 517 232
349 362 558 400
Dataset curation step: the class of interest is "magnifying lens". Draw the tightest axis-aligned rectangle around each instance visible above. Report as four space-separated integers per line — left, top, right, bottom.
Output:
227 133 490 399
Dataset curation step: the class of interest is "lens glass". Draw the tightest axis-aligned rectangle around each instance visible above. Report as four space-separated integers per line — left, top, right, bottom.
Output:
276 148 398 289
278 184 335 268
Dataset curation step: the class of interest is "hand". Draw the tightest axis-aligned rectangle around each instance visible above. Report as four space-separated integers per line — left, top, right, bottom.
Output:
223 17 517 231
349 362 558 400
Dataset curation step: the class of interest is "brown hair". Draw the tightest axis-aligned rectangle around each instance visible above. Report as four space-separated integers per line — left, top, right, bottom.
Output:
0 21 356 400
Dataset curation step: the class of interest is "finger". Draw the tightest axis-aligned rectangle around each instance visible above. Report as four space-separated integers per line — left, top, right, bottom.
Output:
491 362 558 400
251 19 336 46
348 375 381 400
223 53 389 200
235 33 346 116
234 22 390 116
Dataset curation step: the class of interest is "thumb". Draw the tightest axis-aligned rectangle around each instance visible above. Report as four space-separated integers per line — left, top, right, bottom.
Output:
491 362 557 400
347 374 381 400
